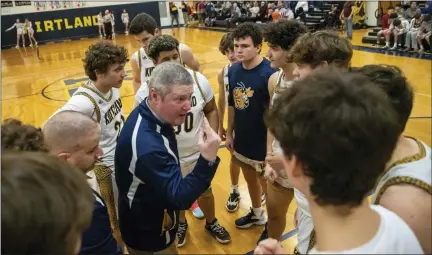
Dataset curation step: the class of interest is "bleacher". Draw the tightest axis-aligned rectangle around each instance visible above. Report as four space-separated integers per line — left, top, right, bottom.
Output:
361 2 427 47
210 2 333 32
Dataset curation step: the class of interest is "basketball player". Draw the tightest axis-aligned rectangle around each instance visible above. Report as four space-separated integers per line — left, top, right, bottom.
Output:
256 68 423 254
258 20 307 243
2 151 94 255
134 35 231 247
352 65 431 254
52 41 128 247
5 18 25 48
24 18 38 47
217 32 242 212
115 62 221 254
128 13 201 93
226 22 278 228
281 30 353 255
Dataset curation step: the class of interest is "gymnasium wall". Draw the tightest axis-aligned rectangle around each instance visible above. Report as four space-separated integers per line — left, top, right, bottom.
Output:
1 1 164 49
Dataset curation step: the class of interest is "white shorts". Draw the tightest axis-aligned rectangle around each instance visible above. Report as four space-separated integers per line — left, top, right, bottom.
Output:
17 28 23 35
274 168 292 189
233 151 265 174
295 208 315 254
180 160 196 177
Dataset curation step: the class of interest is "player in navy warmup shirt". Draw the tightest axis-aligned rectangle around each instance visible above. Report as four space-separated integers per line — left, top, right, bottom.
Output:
115 62 221 253
226 22 278 230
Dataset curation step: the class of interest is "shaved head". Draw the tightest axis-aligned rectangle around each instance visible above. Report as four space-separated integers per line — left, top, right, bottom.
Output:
43 111 99 154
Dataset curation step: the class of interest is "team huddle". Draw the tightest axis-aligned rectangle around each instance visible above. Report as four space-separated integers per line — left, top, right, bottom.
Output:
2 11 431 255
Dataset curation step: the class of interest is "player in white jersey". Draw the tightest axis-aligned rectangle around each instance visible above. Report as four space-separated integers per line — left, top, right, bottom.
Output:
352 65 432 254
52 42 128 248
257 20 307 244
216 32 244 212
24 18 38 47
255 31 353 254
128 13 201 93
256 68 422 255
121 9 129 34
97 11 105 38
5 19 25 48
134 35 231 247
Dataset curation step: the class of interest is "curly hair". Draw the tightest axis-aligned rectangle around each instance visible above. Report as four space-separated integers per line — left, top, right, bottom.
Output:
83 42 129 81
351 65 413 133
264 20 308 50
288 30 352 68
129 12 158 35
147 35 179 61
268 67 400 208
218 32 235 55
231 22 263 46
1 118 47 152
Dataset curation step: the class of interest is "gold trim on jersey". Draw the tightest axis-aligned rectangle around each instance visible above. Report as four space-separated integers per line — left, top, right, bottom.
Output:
93 164 120 237
74 92 101 123
193 71 206 102
82 84 113 102
293 228 316 255
373 137 431 205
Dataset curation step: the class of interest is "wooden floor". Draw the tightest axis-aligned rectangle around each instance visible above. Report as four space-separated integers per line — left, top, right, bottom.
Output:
1 28 431 254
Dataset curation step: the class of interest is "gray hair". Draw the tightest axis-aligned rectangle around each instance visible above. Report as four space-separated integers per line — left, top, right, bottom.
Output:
43 110 99 154
148 62 194 98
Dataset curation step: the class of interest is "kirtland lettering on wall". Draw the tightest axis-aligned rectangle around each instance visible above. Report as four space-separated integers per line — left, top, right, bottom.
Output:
34 16 98 32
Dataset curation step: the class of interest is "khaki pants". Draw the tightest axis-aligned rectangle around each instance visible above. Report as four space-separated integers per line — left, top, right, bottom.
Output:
127 243 178 254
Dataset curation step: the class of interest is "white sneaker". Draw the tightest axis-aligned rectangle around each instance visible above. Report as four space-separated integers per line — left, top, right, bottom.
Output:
15 45 19 49
30 44 33 47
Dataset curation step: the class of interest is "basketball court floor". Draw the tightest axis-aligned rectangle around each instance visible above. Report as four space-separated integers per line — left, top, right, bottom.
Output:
1 27 431 254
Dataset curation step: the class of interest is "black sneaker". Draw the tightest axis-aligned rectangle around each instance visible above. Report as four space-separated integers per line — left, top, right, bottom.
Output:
226 191 240 212
235 208 267 229
257 223 269 245
261 192 266 206
176 222 188 248
205 219 231 244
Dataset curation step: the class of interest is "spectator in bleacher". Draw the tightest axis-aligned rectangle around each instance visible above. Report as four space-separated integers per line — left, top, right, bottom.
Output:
405 12 423 51
395 4 405 18
325 5 341 29
343 1 354 40
295 1 309 13
258 1 268 22
421 1 432 14
295 6 307 24
389 17 410 50
249 2 260 18
417 14 432 52
405 1 422 19
181 1 189 27
227 3 242 28
277 2 294 20
198 1 206 26
375 12 398 47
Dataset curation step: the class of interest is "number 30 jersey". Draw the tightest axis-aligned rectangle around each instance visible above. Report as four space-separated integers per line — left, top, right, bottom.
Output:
134 69 214 165
55 80 124 168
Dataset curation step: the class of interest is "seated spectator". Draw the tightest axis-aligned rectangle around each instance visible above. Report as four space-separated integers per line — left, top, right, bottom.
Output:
405 1 422 19
295 7 307 24
405 12 423 51
375 12 398 47
389 17 410 50
249 2 260 18
395 4 405 18
417 14 432 52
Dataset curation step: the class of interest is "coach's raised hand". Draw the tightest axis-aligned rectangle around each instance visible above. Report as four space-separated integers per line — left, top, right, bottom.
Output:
199 117 221 162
